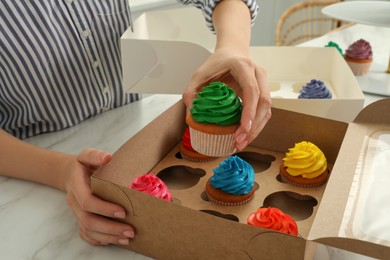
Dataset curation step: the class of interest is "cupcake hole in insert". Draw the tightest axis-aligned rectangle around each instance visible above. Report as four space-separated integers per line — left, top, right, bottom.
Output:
292 82 307 94
156 166 206 190
235 151 275 173
262 191 317 221
200 191 210 202
175 152 183 159
199 210 239 222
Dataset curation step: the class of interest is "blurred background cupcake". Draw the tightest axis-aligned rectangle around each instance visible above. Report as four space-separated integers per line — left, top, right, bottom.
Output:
344 39 373 75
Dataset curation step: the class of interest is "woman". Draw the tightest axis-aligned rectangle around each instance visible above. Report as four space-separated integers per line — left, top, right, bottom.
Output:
0 0 271 246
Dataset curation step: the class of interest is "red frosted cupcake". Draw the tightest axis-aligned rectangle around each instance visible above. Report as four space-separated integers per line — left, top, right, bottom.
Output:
344 39 373 75
179 127 216 162
129 173 172 201
247 207 298 236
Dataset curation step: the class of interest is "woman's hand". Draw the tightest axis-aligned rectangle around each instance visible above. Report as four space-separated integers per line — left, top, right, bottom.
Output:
64 148 135 246
182 47 272 151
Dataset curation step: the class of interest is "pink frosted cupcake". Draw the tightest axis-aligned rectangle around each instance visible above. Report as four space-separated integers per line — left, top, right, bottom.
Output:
344 39 373 75
129 174 172 201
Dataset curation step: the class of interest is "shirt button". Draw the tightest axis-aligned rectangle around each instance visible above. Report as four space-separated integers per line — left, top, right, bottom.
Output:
93 60 100 68
81 30 90 38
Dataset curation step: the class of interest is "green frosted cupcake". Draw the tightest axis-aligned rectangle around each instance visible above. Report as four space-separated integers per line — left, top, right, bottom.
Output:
185 82 242 157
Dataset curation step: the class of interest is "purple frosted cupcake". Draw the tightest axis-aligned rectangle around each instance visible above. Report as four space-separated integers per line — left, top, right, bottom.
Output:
298 79 332 99
344 39 373 75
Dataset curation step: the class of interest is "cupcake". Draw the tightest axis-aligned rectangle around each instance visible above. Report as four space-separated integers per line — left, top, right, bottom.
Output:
344 39 373 75
298 79 332 99
186 82 242 157
280 141 329 187
247 207 298 236
129 173 172 201
205 155 255 206
325 41 343 56
179 127 216 162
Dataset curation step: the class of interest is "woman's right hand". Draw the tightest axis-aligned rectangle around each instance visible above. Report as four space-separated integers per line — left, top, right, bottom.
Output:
64 148 135 246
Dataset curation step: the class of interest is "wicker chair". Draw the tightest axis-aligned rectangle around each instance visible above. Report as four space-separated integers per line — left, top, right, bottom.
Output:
275 1 344 46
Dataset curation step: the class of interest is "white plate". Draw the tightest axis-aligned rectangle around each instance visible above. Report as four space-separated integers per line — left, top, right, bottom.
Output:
357 61 390 97
322 1 390 28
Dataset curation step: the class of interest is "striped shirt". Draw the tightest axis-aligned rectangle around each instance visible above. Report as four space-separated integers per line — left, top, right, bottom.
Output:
0 0 259 139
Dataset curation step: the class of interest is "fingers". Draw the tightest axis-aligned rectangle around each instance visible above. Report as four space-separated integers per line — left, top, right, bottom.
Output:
68 192 135 246
245 65 272 144
66 148 135 245
230 59 271 150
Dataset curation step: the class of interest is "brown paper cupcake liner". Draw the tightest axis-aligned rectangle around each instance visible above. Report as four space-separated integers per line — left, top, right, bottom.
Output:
207 193 254 206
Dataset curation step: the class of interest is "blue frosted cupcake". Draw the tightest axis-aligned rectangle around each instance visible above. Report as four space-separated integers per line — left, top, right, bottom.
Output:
298 79 332 99
205 155 256 206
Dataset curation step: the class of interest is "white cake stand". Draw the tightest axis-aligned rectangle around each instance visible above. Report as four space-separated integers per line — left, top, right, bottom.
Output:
322 1 390 97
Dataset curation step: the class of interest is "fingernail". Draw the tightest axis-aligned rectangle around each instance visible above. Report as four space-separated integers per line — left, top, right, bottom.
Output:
248 120 253 130
123 230 134 238
114 211 126 218
237 140 248 151
236 132 247 143
118 238 129 245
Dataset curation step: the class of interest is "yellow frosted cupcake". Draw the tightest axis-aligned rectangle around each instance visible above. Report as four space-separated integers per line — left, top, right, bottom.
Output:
280 141 329 187
186 82 242 157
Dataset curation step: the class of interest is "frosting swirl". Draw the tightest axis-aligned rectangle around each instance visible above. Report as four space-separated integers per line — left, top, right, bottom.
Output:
182 127 195 151
345 39 373 60
298 79 332 99
283 141 327 179
324 41 343 55
247 207 298 236
190 82 242 126
210 155 254 195
130 174 172 201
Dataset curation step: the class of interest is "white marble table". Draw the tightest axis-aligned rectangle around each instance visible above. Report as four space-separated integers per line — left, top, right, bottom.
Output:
0 94 181 260
1 24 388 260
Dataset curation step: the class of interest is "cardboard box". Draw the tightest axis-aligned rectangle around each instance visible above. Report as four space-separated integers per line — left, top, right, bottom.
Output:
92 98 390 259
121 7 364 123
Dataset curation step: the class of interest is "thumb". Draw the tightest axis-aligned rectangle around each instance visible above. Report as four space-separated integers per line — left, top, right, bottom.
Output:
182 87 198 115
77 148 112 168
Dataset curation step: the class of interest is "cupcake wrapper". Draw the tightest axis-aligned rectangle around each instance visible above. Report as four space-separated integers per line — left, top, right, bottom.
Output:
207 193 254 206
189 127 237 157
280 174 323 188
346 61 372 75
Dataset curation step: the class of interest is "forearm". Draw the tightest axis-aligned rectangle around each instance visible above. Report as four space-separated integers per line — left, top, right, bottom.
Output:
212 0 252 54
0 129 70 191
